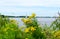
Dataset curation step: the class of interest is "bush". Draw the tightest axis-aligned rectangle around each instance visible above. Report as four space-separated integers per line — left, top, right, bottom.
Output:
0 13 60 39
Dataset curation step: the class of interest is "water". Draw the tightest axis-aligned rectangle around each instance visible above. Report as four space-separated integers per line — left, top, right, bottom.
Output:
9 18 56 26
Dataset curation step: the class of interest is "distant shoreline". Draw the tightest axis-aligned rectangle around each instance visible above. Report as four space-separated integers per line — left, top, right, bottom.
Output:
0 15 60 18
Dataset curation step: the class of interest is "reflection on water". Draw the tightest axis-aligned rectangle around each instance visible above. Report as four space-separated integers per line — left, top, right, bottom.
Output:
9 18 56 26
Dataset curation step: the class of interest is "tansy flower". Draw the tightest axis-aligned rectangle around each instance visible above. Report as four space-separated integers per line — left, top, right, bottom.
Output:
29 13 36 18
22 18 32 23
21 18 27 23
30 27 36 31
24 28 30 33
29 16 32 19
31 13 36 18
24 19 27 23
54 30 60 38
26 18 32 23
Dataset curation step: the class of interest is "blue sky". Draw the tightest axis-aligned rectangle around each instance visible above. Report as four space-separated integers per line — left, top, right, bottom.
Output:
0 0 60 16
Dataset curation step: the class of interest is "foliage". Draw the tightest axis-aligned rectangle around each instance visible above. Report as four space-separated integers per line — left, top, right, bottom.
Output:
0 15 19 39
0 13 60 39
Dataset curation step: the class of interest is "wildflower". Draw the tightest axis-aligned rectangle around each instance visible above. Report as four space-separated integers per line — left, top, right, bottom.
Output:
24 19 27 23
54 30 60 38
21 18 32 23
26 18 32 23
29 13 36 18
29 16 32 19
30 26 36 31
24 28 30 33
21 18 27 23
31 13 36 18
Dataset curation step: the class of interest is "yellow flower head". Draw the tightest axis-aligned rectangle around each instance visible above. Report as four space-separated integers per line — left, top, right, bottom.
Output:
29 13 36 18
26 18 32 23
21 18 27 23
31 13 36 18
22 18 32 23
24 28 30 33
24 19 27 23
30 26 36 31
29 16 32 19
54 30 60 38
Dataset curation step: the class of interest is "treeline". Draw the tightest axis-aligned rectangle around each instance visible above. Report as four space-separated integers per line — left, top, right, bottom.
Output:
0 15 60 18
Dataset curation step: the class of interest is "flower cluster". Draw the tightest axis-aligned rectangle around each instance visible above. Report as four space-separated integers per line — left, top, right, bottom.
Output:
24 26 36 33
54 30 60 38
21 18 32 23
29 13 36 19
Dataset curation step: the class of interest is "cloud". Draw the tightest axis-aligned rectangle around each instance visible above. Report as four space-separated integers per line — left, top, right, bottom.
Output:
0 0 60 16
0 0 60 7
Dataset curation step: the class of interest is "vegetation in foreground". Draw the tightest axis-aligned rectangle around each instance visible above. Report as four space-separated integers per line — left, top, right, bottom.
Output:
0 13 60 39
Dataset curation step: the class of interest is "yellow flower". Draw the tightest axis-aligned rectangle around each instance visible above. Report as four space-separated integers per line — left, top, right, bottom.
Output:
22 18 32 23
30 27 36 31
29 13 36 18
31 13 36 18
57 36 60 39
24 28 30 33
21 18 27 23
24 19 27 23
29 16 32 19
54 30 60 38
25 38 28 39
26 18 32 23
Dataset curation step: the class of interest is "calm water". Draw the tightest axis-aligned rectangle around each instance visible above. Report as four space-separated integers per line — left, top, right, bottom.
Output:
9 18 56 26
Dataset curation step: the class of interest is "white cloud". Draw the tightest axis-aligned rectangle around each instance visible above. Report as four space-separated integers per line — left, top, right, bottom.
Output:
0 0 60 16
0 0 60 7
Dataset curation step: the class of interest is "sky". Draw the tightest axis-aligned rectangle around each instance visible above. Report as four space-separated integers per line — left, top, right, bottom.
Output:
0 0 60 16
